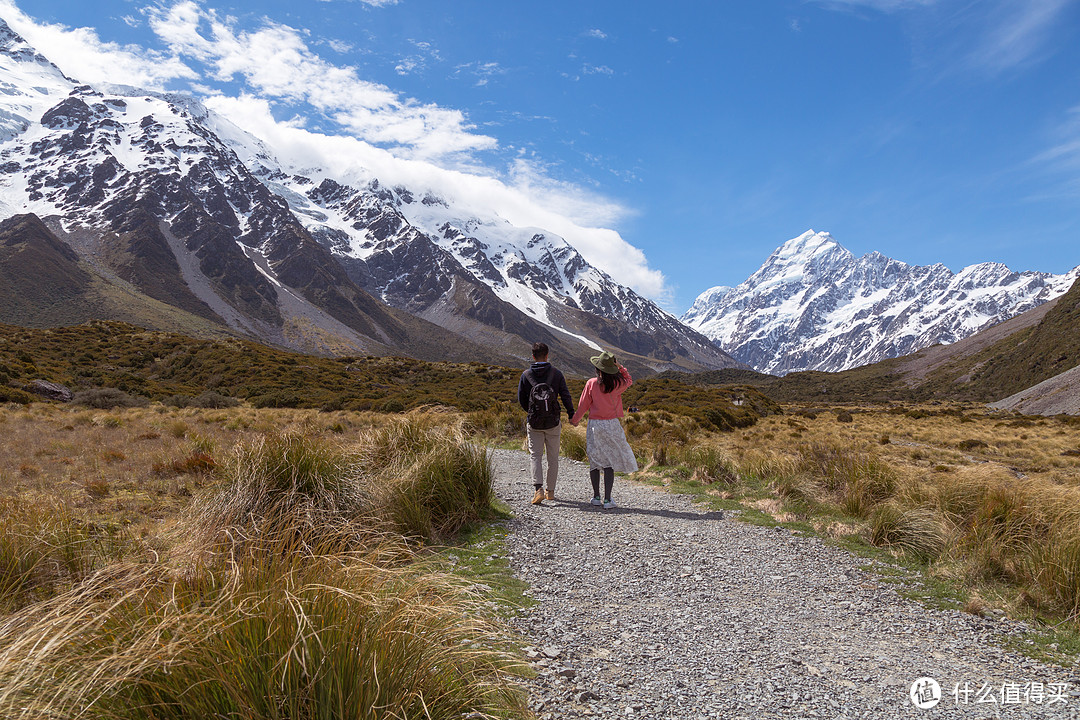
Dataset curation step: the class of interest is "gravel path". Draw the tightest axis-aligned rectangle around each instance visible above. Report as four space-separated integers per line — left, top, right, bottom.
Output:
490 448 1080 719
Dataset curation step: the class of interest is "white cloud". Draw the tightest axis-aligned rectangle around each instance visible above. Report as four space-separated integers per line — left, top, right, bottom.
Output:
960 0 1074 73
454 61 506 87
582 64 615 76
813 0 937 10
145 1 491 161
814 0 1076 74
1029 104 1080 196
394 38 442 76
0 0 197 89
585 29 608 40
204 94 665 297
0 0 669 300
394 57 421 75
325 38 354 54
321 0 399 5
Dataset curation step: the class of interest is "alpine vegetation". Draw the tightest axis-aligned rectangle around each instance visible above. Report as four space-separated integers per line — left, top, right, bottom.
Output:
0 408 526 720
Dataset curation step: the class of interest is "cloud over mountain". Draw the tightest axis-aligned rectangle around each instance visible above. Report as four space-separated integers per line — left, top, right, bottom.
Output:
0 0 670 301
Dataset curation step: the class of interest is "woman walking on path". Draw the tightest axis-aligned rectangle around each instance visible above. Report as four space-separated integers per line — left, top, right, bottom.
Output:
570 351 638 509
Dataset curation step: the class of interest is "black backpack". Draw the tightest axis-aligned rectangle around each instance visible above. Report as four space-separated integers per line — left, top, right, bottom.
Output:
525 369 561 430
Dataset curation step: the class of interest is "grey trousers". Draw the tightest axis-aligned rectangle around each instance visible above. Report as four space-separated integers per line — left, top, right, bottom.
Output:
527 423 561 492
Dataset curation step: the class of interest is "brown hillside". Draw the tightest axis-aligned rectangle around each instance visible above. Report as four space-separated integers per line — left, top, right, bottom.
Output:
0 214 101 326
963 275 1080 399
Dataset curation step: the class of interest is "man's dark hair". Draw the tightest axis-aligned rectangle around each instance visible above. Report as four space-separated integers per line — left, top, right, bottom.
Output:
532 342 549 360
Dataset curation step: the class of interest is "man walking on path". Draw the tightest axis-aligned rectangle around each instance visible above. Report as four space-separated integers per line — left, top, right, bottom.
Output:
518 342 575 505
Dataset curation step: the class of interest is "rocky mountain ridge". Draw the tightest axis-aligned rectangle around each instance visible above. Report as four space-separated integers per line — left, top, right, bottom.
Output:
683 230 1079 375
0 19 739 375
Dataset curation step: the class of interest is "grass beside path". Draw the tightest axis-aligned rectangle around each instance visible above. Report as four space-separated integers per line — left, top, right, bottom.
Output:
0 407 529 720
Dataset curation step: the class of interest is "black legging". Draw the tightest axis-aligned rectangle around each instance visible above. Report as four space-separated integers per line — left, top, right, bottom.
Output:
590 467 615 501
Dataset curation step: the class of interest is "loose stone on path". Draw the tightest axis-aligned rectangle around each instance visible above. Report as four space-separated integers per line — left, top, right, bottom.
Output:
489 448 1080 719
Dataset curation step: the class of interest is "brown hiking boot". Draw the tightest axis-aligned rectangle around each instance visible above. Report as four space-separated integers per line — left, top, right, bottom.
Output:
546 490 556 500
531 488 545 505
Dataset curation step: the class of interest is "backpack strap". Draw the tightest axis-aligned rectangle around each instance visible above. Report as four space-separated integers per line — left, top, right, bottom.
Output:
525 367 549 386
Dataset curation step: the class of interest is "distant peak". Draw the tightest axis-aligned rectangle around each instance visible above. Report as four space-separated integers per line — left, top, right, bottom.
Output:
770 229 845 264
785 229 835 248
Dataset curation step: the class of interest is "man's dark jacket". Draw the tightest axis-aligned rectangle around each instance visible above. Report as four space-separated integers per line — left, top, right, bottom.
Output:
518 361 575 422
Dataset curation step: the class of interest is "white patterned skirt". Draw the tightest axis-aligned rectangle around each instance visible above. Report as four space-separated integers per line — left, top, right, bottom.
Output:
585 418 639 473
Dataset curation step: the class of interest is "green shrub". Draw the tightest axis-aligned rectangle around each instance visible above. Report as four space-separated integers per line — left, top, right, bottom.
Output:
797 444 897 518
772 472 822 507
0 521 44 610
1032 525 1080 619
0 385 33 404
250 391 302 409
703 405 757 431
72 388 148 409
388 440 492 542
382 398 406 413
320 397 345 413
466 402 522 441
0 500 132 611
682 445 740 485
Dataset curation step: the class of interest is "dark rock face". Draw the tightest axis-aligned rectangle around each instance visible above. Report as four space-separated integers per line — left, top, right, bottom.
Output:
293 177 741 371
29 379 72 402
40 97 95 129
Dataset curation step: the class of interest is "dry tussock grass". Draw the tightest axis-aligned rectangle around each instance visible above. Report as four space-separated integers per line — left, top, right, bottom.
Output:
0 404 382 531
0 403 524 720
632 402 1080 623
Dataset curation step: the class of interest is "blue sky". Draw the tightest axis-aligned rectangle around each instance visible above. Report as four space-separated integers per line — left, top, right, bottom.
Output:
3 0 1080 312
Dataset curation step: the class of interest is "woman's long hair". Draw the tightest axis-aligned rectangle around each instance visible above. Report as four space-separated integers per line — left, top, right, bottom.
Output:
597 368 624 394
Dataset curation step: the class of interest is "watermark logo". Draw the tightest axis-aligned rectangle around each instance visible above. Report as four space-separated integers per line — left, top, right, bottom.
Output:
910 677 942 709
910 677 1070 709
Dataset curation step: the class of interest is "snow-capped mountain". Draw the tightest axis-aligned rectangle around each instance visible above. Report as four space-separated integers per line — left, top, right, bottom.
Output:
0 19 738 373
683 230 1080 375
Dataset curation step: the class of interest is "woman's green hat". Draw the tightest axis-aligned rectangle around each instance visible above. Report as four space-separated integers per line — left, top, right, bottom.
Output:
590 350 618 374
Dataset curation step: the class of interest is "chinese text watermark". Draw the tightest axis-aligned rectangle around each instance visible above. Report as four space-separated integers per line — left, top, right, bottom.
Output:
910 678 1070 708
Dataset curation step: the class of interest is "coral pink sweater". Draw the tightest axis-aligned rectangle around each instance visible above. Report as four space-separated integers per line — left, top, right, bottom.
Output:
571 367 632 423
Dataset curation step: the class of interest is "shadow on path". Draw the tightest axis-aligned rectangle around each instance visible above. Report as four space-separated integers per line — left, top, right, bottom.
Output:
544 498 724 522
